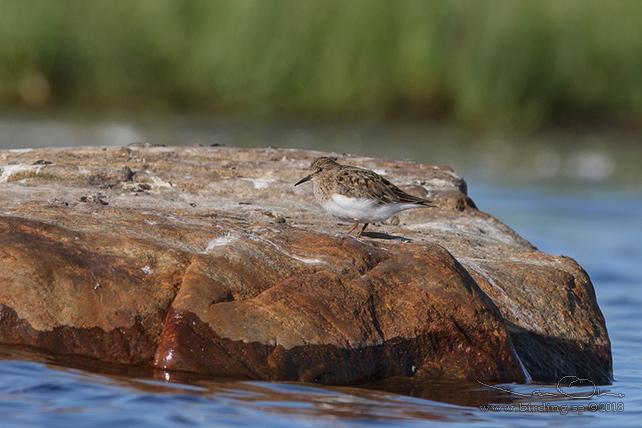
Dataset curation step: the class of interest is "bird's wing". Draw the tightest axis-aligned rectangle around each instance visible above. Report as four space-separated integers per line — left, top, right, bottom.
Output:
336 167 432 206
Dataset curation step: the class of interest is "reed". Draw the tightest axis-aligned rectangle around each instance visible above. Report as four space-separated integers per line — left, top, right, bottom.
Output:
1 0 640 130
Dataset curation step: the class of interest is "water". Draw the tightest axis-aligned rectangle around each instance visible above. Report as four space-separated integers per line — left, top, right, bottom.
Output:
0 114 641 426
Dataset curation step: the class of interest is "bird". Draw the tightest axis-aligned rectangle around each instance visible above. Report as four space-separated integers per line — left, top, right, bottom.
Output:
294 156 433 238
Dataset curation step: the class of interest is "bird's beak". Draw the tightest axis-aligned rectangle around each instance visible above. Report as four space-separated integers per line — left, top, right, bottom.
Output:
294 174 312 186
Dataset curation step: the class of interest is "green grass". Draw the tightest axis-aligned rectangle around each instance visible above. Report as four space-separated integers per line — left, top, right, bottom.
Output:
1 0 641 131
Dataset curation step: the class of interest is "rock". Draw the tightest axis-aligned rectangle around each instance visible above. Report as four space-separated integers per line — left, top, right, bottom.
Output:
0 146 612 384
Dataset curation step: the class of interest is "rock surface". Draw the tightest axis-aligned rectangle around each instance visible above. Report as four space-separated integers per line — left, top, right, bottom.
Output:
0 145 612 384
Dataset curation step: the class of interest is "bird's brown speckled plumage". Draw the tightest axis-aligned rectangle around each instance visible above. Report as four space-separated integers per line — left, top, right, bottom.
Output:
295 157 433 238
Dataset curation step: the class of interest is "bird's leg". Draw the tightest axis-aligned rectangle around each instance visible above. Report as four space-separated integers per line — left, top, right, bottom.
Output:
356 223 369 238
346 220 360 236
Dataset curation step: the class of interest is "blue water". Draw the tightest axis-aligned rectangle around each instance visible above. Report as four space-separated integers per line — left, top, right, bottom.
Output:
0 115 641 426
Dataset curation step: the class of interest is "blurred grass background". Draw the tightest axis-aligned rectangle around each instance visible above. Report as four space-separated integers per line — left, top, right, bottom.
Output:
1 0 641 131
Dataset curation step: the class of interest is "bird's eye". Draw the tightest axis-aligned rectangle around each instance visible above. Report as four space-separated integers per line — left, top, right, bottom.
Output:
317 168 323 172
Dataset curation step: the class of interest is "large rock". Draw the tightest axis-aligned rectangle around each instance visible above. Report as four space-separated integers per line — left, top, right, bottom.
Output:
0 145 612 384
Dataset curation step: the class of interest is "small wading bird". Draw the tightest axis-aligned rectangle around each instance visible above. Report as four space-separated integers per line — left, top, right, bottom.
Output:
295 157 433 238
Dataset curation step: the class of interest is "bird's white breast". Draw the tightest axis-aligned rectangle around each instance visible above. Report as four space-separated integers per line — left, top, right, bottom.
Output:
321 194 420 223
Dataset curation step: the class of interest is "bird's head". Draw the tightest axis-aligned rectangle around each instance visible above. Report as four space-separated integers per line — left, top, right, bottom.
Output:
294 157 339 186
